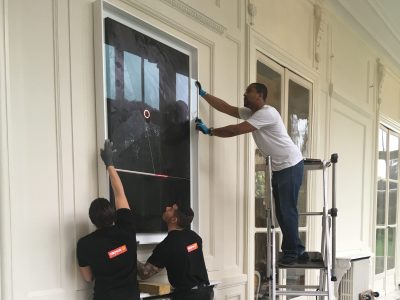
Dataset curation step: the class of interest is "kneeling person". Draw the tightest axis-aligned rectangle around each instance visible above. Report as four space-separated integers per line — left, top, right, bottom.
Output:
138 204 213 300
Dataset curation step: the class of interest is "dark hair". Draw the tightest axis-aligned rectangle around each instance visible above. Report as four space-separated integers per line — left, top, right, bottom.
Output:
174 206 194 229
250 83 268 101
89 198 115 229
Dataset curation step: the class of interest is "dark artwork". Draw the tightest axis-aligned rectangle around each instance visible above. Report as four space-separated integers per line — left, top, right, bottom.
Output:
104 18 191 233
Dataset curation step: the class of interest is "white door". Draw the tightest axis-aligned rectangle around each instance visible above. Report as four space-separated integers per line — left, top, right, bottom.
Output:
375 125 399 295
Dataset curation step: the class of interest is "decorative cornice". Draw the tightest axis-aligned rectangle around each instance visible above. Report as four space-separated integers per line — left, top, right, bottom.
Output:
159 0 226 35
313 0 325 70
376 58 385 105
247 2 257 26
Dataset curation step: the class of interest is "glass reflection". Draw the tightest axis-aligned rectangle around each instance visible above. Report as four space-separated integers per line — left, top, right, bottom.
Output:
288 80 309 157
375 228 385 274
256 60 281 113
389 134 399 180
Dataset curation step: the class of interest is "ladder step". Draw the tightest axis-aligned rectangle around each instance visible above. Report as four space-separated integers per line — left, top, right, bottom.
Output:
277 251 326 269
277 285 320 289
299 212 323 216
276 290 329 296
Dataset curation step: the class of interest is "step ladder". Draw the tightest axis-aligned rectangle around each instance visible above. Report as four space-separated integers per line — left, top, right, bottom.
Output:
265 154 338 299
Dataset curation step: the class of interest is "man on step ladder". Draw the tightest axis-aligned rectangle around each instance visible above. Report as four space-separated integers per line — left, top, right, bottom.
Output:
195 81 307 266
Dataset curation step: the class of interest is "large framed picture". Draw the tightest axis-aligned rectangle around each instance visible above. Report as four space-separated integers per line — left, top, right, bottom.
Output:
94 1 198 243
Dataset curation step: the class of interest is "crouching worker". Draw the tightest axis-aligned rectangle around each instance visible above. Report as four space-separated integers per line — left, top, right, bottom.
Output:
137 204 214 300
77 140 140 300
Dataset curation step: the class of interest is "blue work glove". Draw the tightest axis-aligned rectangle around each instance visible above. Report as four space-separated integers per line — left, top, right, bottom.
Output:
195 81 207 97
100 139 115 167
195 118 212 135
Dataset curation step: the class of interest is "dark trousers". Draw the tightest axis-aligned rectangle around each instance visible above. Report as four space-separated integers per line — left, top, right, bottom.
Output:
271 160 304 257
171 286 214 300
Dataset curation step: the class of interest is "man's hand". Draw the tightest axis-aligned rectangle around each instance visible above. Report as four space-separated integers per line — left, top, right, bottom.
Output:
195 118 212 135
195 81 207 97
100 139 114 167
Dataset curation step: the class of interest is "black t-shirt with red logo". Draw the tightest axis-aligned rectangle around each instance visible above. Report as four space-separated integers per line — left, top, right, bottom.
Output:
147 229 209 290
77 209 139 300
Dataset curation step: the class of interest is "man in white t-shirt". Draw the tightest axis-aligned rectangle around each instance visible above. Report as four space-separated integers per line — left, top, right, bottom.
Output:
195 81 307 265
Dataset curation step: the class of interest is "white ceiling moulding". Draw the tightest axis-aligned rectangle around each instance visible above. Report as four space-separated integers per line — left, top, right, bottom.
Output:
159 0 226 35
331 0 400 70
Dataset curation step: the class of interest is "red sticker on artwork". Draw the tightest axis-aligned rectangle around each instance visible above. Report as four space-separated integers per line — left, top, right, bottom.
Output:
186 243 198 253
108 245 127 259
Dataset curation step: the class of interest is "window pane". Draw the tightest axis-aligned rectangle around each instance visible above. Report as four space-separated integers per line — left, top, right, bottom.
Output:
389 134 399 180
377 179 386 226
387 227 396 270
288 80 310 157
389 182 397 225
375 228 385 274
123 51 142 101
105 44 116 100
378 129 387 178
256 61 282 113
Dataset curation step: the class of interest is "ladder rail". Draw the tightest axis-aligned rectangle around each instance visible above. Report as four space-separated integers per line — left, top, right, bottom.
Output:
264 154 338 299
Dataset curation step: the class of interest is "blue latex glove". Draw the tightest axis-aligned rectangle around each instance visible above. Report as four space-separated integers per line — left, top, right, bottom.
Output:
195 118 211 135
195 81 207 97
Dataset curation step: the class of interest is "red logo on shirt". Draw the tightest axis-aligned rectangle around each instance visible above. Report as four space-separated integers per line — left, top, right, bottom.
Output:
186 243 198 253
108 245 127 259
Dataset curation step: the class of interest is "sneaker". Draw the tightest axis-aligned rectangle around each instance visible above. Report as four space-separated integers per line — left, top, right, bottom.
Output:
279 255 297 266
298 252 309 262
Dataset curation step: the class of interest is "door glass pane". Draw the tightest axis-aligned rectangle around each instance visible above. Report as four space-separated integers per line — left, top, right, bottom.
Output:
377 179 386 226
388 182 397 225
255 233 280 299
255 150 267 228
375 228 385 274
389 134 399 180
288 79 310 228
387 227 396 270
256 60 282 113
288 80 310 157
378 128 387 178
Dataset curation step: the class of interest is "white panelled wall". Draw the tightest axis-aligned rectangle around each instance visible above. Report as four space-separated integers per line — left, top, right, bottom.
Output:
1 0 400 299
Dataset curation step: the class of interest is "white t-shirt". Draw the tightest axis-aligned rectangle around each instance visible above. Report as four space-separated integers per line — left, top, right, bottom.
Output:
239 105 303 171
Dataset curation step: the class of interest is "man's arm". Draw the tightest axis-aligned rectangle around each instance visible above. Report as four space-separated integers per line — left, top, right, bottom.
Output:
196 81 240 118
79 266 94 282
108 166 130 210
137 261 162 280
212 121 257 137
100 140 130 210
202 94 240 118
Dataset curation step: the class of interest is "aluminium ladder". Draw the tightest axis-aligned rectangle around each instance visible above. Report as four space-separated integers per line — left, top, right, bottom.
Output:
265 154 338 299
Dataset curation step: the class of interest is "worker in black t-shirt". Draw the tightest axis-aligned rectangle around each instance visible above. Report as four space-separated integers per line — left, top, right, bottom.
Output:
77 140 140 300
137 204 213 300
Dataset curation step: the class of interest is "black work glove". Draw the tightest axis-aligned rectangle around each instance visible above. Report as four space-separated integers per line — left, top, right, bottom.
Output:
100 139 114 167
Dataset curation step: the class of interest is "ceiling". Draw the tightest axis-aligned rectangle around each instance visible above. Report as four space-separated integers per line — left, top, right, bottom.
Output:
333 0 400 68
